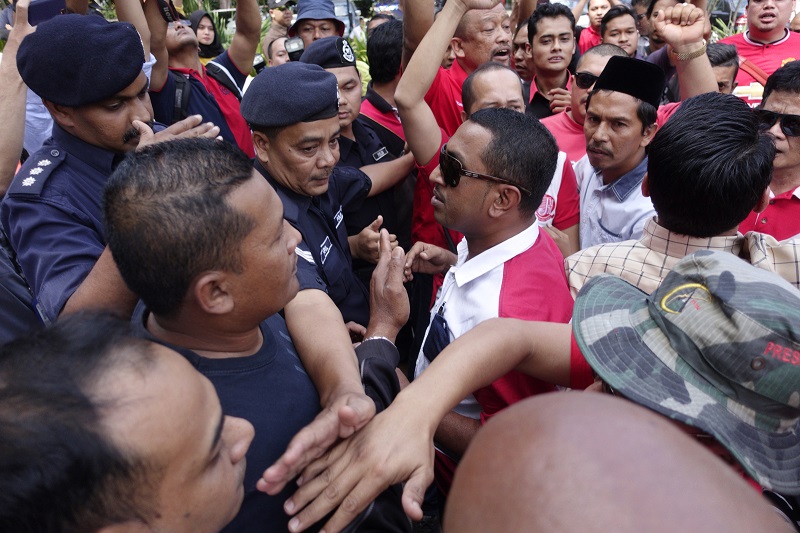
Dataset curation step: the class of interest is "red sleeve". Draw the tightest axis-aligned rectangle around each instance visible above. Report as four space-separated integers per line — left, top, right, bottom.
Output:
552 161 580 230
657 102 681 128
569 332 595 389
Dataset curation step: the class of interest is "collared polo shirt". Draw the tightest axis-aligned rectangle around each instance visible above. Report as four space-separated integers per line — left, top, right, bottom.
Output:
739 187 800 241
722 30 800 107
360 83 406 149
425 60 470 137
255 160 371 326
150 51 254 156
576 154 654 248
578 24 601 54
526 72 571 119
1 124 122 323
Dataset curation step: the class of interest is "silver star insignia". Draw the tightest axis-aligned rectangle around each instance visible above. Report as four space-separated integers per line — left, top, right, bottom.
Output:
37 159 52 167
29 167 43 176
22 177 36 187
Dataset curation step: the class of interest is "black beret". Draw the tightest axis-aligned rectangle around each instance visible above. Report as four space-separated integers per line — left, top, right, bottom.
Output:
288 0 345 36
300 36 357 69
17 15 144 107
593 56 665 109
241 62 339 128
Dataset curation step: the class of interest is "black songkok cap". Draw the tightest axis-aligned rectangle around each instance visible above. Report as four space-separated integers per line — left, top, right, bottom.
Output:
299 36 356 69
17 15 144 107
241 62 339 128
593 56 665 109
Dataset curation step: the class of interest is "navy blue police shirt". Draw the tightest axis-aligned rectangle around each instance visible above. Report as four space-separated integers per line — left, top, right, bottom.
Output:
254 160 371 327
0 123 123 324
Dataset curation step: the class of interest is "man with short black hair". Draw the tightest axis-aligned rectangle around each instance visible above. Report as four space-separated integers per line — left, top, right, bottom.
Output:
525 3 576 118
512 18 534 101
600 4 640 57
0 312 256 532
267 36 290 66
105 137 411 532
574 0 613 53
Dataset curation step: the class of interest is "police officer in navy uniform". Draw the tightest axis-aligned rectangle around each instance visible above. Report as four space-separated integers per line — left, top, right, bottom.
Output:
299 37 415 286
241 62 411 331
1 15 218 324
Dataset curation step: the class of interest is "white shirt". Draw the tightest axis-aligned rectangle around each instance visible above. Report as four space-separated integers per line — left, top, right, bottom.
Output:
575 154 654 249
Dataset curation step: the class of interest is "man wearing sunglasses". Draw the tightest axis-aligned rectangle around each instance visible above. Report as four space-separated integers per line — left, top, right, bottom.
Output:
262 0 295 54
739 61 800 240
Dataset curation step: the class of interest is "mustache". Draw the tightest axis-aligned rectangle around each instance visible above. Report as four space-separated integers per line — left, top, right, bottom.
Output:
587 143 612 156
122 121 155 144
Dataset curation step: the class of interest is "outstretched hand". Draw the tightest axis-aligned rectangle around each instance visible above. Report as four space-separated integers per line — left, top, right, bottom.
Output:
134 115 221 150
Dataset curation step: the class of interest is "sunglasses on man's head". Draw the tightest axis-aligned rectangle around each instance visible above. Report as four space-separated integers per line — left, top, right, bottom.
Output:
439 144 532 196
754 109 800 137
574 72 600 90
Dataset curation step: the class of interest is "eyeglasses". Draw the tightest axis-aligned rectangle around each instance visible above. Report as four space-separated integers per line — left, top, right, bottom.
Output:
167 20 187 29
274 1 296 11
439 144 532 196
574 71 600 90
754 109 800 137
636 12 647 20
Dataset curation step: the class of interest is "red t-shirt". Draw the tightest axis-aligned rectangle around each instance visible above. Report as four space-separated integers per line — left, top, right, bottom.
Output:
578 25 602 54
359 99 406 142
425 61 470 138
740 187 800 240
542 111 586 164
721 30 800 107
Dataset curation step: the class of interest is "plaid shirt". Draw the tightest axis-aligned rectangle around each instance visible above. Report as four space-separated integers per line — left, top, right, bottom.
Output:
566 218 800 297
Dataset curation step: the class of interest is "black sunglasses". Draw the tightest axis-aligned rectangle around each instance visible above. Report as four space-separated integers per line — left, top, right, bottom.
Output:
754 109 800 137
574 72 599 90
439 144 532 196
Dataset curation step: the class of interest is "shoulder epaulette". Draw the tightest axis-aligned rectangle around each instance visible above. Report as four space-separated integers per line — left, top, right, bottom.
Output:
7 149 67 197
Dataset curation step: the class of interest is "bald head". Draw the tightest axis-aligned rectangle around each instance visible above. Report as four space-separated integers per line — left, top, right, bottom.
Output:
445 393 792 533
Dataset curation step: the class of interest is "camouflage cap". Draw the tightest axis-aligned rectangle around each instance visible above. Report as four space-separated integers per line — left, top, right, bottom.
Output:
573 250 800 495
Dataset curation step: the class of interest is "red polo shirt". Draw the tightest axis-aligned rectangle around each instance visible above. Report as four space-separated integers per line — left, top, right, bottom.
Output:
740 187 800 240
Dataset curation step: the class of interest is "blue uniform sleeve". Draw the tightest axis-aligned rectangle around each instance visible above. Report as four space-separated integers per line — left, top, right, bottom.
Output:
331 166 372 214
149 70 178 125
2 196 105 324
294 241 327 292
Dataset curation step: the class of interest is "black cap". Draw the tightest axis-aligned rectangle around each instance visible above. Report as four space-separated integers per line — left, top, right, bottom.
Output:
593 56 665 109
241 62 339 128
17 15 144 107
299 36 357 69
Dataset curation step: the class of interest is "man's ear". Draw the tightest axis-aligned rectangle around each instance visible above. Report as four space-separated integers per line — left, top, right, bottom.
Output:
488 185 522 218
753 187 771 214
641 172 650 197
451 37 467 59
44 101 76 129
252 131 271 165
640 123 658 148
192 271 235 316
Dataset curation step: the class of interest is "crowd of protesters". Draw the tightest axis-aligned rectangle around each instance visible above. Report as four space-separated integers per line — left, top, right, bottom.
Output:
2 0 800 530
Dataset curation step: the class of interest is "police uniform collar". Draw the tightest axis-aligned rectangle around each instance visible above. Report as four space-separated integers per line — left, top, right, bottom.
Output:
51 124 123 175
606 156 648 202
254 159 311 224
